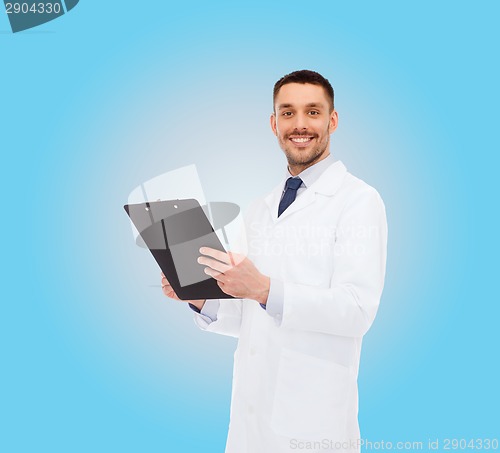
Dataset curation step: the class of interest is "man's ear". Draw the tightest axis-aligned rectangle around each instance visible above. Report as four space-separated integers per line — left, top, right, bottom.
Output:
329 110 339 134
270 113 278 136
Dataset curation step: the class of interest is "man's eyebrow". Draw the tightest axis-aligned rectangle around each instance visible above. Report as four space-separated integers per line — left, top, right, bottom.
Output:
277 102 326 110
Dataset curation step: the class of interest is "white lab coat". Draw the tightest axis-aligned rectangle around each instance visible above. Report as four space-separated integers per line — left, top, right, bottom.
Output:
194 161 388 453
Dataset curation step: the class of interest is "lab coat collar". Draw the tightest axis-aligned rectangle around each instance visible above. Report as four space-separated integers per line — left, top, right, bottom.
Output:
310 159 347 196
264 160 348 222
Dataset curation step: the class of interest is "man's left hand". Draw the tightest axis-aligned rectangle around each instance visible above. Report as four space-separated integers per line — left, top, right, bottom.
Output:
198 247 270 305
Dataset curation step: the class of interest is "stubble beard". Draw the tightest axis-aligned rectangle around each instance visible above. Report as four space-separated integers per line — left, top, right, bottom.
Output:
279 125 331 170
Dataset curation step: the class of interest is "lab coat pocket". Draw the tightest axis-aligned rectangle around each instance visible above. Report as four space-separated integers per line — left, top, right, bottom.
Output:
271 348 350 440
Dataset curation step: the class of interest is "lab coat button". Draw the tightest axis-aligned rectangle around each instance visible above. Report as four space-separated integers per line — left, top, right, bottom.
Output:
248 405 254 414
250 348 256 356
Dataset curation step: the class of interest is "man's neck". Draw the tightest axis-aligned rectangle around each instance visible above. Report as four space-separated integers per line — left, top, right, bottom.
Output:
288 151 331 176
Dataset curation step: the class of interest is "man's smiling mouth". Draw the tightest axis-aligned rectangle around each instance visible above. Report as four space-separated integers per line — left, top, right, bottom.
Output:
289 136 315 146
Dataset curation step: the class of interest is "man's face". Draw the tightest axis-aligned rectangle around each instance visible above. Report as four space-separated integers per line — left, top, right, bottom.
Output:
270 83 338 175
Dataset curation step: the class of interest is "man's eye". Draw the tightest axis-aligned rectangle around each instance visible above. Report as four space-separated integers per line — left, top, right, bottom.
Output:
309 110 320 115
282 111 293 117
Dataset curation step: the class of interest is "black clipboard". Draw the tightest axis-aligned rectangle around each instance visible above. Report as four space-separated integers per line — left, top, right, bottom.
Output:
124 199 234 300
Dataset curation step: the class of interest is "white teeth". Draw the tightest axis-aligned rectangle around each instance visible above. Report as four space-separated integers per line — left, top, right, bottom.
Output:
291 137 312 143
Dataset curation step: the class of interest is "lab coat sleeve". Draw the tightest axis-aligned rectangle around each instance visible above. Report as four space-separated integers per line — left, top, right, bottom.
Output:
192 298 243 338
280 187 388 337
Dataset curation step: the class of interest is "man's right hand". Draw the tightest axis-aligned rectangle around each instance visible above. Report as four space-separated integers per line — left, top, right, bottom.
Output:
160 272 206 311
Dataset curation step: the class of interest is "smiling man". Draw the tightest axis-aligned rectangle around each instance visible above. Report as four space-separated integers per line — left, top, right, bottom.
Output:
161 70 388 453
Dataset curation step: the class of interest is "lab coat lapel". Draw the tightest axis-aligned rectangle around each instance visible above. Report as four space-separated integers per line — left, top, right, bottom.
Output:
264 181 285 223
264 160 348 222
276 187 317 221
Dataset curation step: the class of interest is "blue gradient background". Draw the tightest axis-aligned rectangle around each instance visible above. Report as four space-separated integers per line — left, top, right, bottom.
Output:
1 1 498 452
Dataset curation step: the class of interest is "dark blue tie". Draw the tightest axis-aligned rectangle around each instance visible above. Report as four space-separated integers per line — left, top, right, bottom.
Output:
278 177 303 217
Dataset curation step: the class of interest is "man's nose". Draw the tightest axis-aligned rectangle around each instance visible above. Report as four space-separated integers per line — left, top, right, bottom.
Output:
292 113 308 130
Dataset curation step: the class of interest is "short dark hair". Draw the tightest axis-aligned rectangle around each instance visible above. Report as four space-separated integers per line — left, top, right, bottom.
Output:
273 70 335 112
